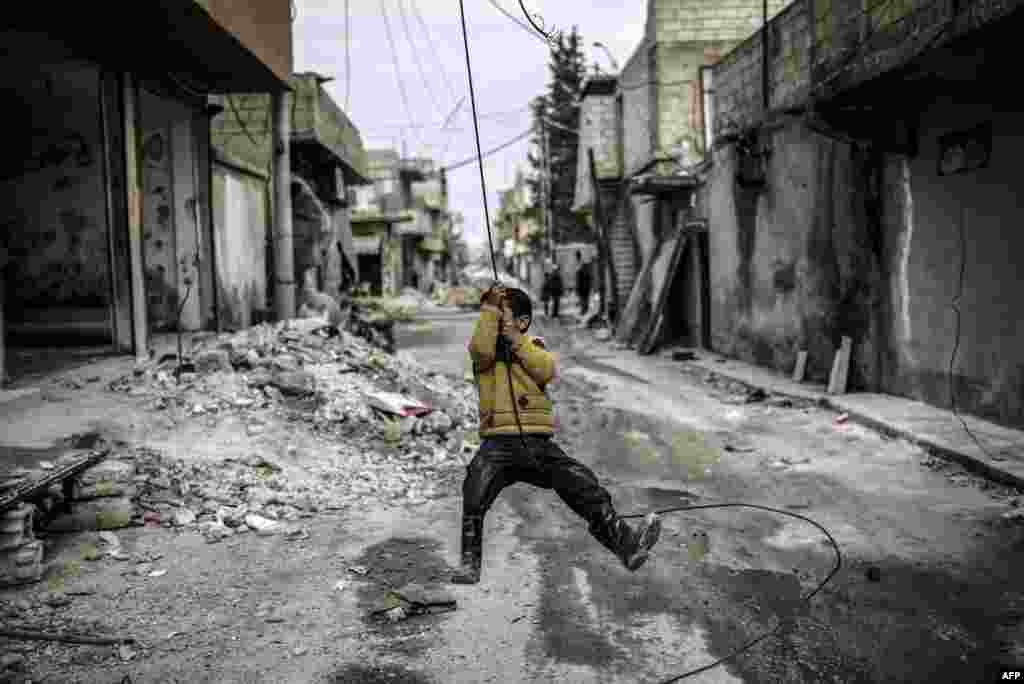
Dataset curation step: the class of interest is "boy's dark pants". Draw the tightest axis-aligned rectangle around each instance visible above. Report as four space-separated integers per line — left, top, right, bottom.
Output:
454 434 652 582
463 435 613 524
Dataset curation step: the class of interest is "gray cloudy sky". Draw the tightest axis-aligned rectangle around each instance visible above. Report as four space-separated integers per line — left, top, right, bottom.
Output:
293 0 645 252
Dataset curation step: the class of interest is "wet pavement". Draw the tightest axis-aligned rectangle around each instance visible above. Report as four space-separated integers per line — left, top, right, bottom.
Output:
394 308 1024 683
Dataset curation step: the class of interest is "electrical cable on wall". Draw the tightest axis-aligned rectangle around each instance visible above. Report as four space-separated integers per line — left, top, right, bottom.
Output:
455 1 844 680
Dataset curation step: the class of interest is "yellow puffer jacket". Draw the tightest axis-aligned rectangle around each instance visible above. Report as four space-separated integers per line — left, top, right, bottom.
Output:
468 304 557 437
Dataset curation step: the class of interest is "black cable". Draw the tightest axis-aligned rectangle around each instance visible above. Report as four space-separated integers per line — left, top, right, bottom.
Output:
619 502 843 682
517 0 557 45
486 0 550 45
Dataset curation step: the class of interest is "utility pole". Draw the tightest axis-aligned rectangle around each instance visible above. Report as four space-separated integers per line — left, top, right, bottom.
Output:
541 118 552 261
272 89 295 321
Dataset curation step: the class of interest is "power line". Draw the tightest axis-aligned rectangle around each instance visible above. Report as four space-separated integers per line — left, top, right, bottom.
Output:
439 129 533 173
397 0 446 119
359 104 530 131
380 0 422 154
485 0 550 45
344 0 351 110
408 0 459 105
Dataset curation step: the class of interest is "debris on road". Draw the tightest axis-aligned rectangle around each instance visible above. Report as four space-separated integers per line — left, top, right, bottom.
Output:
834 413 850 424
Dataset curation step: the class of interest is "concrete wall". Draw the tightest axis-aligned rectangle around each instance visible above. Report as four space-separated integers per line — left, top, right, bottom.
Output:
0 61 111 327
883 97 1024 429
704 93 1024 429
573 90 620 210
138 88 203 332
704 122 880 387
212 161 269 329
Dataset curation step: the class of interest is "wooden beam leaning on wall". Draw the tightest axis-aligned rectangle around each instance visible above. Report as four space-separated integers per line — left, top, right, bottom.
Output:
792 350 808 383
827 337 853 395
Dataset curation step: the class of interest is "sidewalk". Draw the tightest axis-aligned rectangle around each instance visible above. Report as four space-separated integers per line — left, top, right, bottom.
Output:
679 350 1024 489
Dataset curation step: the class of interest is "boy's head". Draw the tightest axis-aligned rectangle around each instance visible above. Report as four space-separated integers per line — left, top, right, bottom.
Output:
500 287 532 332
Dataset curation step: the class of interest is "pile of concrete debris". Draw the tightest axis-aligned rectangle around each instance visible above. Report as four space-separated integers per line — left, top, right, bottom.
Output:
69 319 475 540
0 318 482 582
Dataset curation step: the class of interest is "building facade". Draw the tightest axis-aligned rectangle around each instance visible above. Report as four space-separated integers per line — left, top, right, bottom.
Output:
0 1 292 382
705 0 1024 428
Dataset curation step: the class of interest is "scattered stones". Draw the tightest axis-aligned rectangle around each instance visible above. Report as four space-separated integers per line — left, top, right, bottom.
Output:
194 349 232 374
173 508 197 527
244 514 280 535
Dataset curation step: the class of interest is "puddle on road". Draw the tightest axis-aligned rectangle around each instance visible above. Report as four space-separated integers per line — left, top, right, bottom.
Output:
584 409 722 483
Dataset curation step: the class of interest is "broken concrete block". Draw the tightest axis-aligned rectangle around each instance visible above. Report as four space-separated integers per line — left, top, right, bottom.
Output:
0 505 35 552
0 540 44 587
195 349 233 374
73 482 138 501
269 370 316 397
45 497 136 533
244 513 280 535
172 509 197 527
78 460 136 488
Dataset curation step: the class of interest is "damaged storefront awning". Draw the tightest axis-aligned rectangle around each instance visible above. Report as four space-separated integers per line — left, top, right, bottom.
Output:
8 1 292 93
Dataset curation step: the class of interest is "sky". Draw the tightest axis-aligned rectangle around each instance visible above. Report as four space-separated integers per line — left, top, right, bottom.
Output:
293 0 645 253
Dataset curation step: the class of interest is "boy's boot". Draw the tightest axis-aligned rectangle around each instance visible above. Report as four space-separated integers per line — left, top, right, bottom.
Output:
451 515 483 584
590 512 662 571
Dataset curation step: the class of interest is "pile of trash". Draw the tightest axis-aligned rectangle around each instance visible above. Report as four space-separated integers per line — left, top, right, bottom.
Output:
432 284 482 309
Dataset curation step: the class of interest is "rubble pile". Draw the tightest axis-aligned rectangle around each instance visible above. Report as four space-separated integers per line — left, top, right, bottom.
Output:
73 318 482 541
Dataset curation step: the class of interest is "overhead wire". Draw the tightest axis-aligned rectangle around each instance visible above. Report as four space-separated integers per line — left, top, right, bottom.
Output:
380 0 423 156
397 0 447 119
486 0 550 45
408 0 460 104
344 0 352 110
437 129 533 174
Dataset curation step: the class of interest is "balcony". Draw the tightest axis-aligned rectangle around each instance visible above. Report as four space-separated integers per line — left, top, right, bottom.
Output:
290 73 369 185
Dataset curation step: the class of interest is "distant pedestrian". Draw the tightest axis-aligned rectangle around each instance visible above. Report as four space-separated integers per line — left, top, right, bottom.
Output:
574 251 592 316
545 264 563 319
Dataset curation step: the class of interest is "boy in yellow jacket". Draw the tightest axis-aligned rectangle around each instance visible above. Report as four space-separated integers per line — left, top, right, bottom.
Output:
452 286 662 584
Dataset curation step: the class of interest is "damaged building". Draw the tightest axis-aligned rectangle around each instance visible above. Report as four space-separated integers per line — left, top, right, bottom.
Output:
704 0 1024 429
0 1 293 384
209 72 370 328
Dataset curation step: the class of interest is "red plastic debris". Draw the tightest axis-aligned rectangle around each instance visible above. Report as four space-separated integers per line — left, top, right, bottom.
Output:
143 511 161 528
834 413 849 424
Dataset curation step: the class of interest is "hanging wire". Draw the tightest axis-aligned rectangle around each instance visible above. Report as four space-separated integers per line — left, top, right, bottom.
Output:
380 0 424 156
409 0 460 104
398 0 447 118
456 0 498 281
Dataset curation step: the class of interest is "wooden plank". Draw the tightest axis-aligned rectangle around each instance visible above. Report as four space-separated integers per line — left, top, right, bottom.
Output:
639 232 690 355
792 350 808 383
827 337 852 394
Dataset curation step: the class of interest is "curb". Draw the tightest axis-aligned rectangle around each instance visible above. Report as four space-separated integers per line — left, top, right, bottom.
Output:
667 353 1024 491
